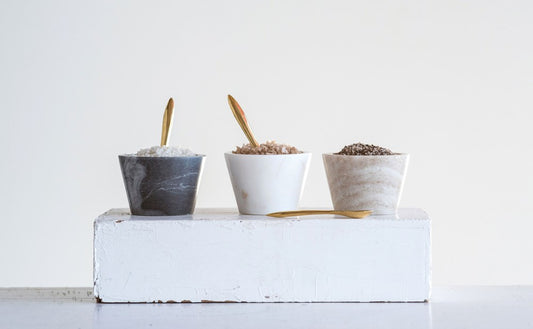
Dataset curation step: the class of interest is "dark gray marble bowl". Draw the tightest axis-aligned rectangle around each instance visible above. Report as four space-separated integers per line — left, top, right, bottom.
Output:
119 155 205 216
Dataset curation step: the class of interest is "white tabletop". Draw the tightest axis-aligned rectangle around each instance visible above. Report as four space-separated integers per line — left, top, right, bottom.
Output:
97 208 430 222
1 286 532 328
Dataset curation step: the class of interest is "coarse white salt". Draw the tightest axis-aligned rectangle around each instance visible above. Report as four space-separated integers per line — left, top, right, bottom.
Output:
135 146 196 157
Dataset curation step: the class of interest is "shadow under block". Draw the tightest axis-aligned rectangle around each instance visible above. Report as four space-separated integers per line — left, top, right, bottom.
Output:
94 208 431 303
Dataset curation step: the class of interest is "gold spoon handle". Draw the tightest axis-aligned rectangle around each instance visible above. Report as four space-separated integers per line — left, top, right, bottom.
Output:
227 95 259 147
267 210 372 219
160 98 174 146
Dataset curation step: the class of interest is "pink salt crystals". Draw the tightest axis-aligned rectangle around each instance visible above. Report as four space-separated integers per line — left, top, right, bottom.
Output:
233 141 302 155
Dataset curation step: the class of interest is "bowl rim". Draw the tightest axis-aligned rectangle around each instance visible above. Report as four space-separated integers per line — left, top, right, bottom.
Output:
322 152 408 157
224 151 311 156
119 154 206 158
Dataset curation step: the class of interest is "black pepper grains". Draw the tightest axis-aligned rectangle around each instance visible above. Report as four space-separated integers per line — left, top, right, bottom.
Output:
335 143 394 156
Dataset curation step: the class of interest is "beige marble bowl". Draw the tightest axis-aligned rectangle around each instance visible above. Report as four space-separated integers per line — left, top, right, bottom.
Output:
322 153 409 215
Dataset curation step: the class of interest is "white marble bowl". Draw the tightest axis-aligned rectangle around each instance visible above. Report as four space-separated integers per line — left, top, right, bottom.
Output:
322 153 409 215
225 152 312 215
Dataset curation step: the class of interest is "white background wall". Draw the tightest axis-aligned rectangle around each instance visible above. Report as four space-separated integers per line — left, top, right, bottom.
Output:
1 0 532 287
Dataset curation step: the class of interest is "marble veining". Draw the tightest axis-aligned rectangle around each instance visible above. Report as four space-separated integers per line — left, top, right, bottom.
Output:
323 154 409 215
119 155 205 216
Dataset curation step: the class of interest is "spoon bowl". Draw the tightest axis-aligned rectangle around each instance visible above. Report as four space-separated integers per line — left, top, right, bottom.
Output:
228 95 259 147
160 97 174 146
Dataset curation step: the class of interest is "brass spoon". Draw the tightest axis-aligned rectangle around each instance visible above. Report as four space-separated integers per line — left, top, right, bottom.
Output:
160 98 174 146
227 95 259 147
267 210 372 219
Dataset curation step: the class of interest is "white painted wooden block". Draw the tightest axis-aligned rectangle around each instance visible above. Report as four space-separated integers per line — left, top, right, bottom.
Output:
94 208 431 303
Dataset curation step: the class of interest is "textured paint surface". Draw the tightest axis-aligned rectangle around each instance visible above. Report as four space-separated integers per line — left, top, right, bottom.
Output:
94 208 430 303
323 154 409 215
118 155 205 216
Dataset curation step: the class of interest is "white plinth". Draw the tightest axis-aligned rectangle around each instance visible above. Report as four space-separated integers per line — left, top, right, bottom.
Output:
94 208 431 303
